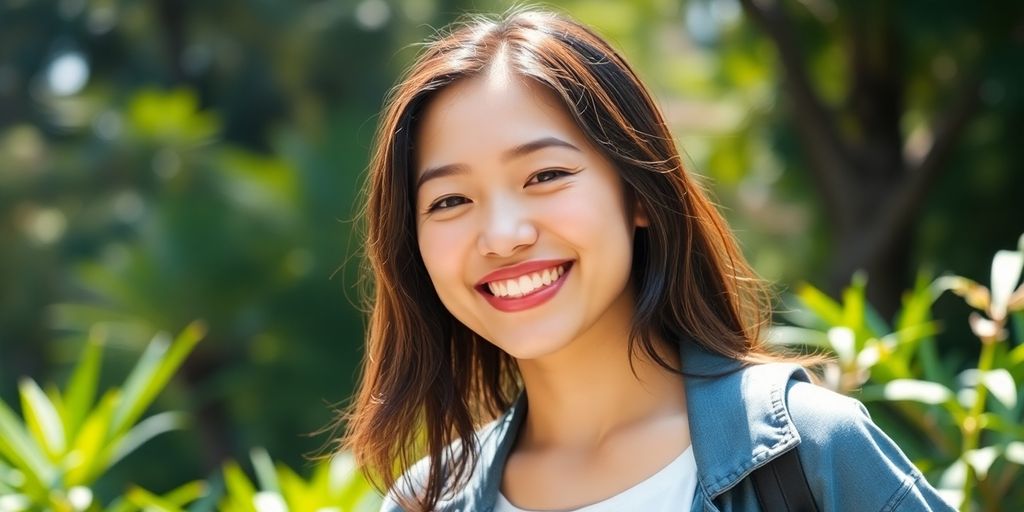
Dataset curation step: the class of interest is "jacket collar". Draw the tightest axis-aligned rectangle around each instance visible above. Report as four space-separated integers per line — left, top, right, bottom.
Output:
678 341 807 498
472 341 809 508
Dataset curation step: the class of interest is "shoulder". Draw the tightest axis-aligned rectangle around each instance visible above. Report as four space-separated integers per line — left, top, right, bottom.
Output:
378 412 514 512
782 375 954 511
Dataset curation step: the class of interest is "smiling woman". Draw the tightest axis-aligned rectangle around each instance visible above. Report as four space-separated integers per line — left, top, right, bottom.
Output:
334 6 951 512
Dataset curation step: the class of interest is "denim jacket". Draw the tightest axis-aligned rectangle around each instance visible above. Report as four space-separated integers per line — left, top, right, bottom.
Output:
381 341 953 511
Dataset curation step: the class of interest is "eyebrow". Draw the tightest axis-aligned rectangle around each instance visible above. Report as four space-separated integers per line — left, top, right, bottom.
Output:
415 136 582 191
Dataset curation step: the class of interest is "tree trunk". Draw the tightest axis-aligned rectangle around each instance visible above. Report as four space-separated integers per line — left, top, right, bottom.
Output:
738 0 984 320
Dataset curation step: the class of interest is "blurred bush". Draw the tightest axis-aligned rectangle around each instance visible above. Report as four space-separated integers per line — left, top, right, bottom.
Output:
772 234 1024 510
0 322 205 510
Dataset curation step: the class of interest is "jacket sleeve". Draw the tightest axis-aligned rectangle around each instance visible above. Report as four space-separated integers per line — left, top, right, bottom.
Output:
785 379 955 512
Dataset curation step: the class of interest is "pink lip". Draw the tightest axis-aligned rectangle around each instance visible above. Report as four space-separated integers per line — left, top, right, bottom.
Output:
476 259 574 286
476 260 574 313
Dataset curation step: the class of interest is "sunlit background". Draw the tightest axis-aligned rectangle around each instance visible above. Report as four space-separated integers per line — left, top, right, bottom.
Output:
1 0 1022 507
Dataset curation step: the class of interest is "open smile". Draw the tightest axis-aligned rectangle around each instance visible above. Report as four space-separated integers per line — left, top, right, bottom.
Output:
476 260 574 312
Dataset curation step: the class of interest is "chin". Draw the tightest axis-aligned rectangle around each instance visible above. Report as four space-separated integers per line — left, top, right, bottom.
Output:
488 333 574 361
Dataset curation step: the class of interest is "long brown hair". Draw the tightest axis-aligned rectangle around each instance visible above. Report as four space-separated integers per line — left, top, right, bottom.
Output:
337 7 811 510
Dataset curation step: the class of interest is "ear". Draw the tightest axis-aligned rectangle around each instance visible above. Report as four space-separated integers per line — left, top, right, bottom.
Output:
633 199 650 228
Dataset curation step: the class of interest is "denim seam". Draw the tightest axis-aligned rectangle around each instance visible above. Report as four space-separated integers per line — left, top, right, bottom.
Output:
705 367 799 496
879 471 920 512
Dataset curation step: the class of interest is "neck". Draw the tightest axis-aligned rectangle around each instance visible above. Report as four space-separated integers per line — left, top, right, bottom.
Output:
514 311 686 451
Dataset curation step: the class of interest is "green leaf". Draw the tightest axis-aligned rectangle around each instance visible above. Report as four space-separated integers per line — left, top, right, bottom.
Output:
1005 441 1024 466
222 460 257 512
103 411 188 471
250 448 280 494
963 446 1000 480
932 275 990 311
764 326 831 348
841 271 868 335
991 249 1024 320
827 326 856 366
66 389 119 486
19 378 66 460
276 464 312 507
160 480 208 507
861 379 955 405
795 283 844 327
65 327 106 441
110 321 205 439
879 322 942 349
125 485 188 512
0 397 54 489
959 369 1018 409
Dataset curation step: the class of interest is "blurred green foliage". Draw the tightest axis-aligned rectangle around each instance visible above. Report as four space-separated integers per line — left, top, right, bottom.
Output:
0 322 205 510
1 0 1020 507
771 234 1024 510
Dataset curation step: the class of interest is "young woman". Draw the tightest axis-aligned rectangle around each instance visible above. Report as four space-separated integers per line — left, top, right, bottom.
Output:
338 8 952 512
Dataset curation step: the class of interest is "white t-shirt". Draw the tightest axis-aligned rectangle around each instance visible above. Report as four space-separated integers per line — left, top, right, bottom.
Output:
493 445 697 512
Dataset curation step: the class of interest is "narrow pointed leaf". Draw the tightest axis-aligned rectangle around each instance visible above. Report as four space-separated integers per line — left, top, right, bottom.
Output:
44 383 70 445
0 397 54 487
111 321 205 438
160 480 208 506
103 411 189 471
251 448 280 493
795 283 844 327
125 485 187 511
841 272 869 336
65 327 106 440
108 332 171 437
223 460 258 512
19 378 66 459
66 389 119 486
275 465 311 508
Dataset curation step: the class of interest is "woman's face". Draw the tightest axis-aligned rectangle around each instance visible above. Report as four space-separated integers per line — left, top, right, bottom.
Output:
413 70 646 360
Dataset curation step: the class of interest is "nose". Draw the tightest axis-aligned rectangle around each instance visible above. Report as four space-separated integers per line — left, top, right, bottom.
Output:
476 197 538 257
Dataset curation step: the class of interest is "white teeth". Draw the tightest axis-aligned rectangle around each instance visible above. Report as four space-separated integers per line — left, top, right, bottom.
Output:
518 275 533 295
487 264 568 298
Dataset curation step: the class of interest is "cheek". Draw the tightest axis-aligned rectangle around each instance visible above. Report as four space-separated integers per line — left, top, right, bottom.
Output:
417 222 470 291
541 181 633 248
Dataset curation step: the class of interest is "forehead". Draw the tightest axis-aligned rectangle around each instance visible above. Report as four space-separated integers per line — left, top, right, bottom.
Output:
413 73 589 174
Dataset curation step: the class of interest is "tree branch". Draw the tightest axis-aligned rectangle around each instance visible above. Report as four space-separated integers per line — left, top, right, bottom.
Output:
738 0 856 229
839 75 983 277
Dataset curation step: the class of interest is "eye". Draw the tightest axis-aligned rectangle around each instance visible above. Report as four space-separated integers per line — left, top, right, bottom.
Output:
527 168 575 185
426 195 470 212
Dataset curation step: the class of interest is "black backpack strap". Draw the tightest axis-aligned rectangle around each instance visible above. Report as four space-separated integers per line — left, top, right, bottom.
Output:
751 447 820 512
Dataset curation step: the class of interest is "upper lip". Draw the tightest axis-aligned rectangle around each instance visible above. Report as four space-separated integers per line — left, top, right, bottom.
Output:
476 259 573 287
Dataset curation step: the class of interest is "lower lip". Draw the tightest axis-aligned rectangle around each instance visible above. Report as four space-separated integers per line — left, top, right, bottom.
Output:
479 264 572 313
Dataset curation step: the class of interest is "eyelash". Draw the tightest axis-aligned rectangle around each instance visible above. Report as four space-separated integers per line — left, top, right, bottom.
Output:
425 168 577 213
